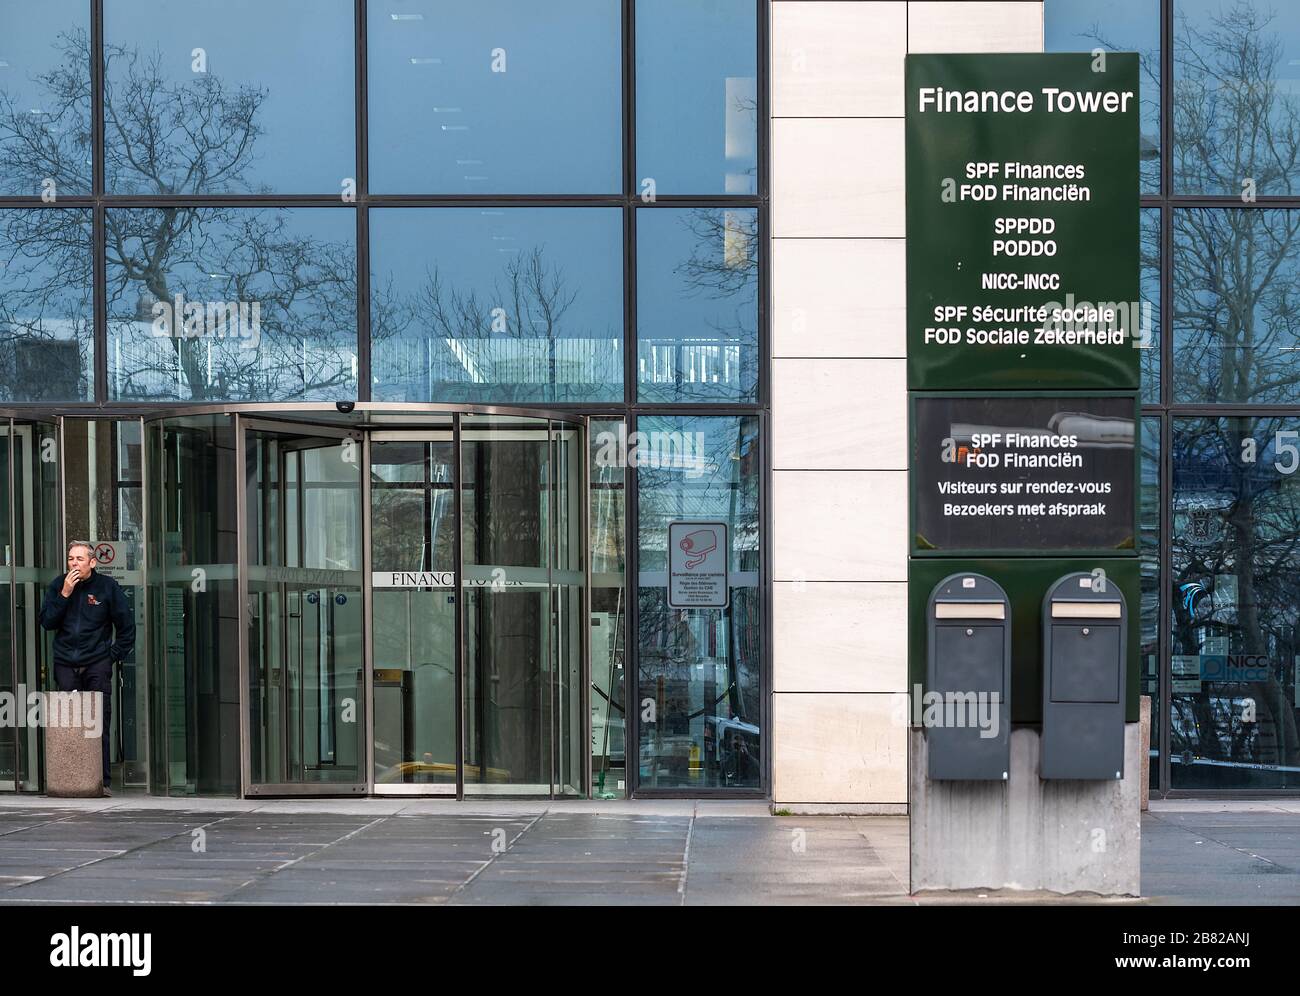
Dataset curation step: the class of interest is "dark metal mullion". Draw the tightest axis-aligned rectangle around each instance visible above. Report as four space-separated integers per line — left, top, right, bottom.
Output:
548 421 558 798
0 401 771 414
624 0 636 201
757 0 770 798
0 193 757 208
623 0 638 410
355 0 370 403
452 413 465 798
757 0 770 420
1159 410 1172 798
622 0 638 797
759 0 764 800
428 439 440 572
580 415 592 797
91 0 107 404
1161 0 1173 204
1158 198 1173 798
6 419 18 791
0 401 768 416
1156 197 1300 208
625 409 640 796
91 0 104 199
1157 0 1173 796
624 205 637 409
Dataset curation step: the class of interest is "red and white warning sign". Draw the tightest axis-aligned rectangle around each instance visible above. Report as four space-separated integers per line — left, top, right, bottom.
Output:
668 521 729 609
89 539 136 580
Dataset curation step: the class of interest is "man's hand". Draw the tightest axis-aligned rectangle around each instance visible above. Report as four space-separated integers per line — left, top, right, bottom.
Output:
60 569 81 598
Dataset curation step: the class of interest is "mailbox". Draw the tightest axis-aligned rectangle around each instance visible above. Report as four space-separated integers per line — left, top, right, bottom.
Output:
1041 573 1127 779
925 573 1011 780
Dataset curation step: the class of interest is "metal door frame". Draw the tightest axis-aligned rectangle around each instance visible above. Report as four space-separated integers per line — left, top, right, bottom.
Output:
238 416 368 797
1 418 16 792
4 419 59 794
368 424 460 796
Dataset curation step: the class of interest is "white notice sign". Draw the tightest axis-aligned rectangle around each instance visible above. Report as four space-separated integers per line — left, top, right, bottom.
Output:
668 521 728 608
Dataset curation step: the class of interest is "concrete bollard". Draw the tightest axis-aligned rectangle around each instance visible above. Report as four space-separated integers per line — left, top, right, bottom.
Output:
44 691 106 798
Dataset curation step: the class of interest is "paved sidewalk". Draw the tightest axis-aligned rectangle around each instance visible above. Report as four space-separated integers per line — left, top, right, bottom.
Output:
0 799 907 905
0 797 1295 904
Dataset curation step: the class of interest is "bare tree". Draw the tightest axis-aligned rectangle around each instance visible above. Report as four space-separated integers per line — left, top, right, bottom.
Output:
0 28 358 402
375 245 624 404
1166 3 1300 773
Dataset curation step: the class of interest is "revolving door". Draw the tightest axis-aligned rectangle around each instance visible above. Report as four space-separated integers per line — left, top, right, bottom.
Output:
145 405 587 798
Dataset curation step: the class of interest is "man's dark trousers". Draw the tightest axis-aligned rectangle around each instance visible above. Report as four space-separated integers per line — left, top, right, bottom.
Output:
53 661 113 787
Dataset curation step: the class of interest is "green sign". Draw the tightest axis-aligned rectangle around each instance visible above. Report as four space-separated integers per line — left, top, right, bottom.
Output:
906 53 1140 391
905 53 1142 720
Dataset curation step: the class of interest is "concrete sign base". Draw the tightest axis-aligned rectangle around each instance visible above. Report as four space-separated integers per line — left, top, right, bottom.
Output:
909 723 1141 896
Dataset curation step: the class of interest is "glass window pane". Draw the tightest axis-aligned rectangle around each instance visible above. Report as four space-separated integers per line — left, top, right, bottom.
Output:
1172 416 1300 789
1174 1 1300 195
149 414 241 795
637 207 758 403
106 207 358 402
368 0 620 194
636 0 757 195
1140 206 1160 404
591 417 627 797
1047 0 1160 193
1173 208 1300 404
0 0 92 196
370 208 623 403
637 415 762 790
103 0 355 194
1141 416 1161 791
0 208 93 401
1175 0 1300 195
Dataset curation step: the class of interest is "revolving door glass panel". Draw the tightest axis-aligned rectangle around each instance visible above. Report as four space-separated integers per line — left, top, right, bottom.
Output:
2 418 60 792
246 423 365 792
369 428 458 790
461 413 586 797
147 415 241 796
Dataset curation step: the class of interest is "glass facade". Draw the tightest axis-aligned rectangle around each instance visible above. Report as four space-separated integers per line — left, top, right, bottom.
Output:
103 0 356 195
1050 0 1300 792
367 0 621 194
0 1 764 798
636 414 761 789
0 208 94 402
636 0 758 195
10 0 1300 802
105 207 358 402
369 208 623 404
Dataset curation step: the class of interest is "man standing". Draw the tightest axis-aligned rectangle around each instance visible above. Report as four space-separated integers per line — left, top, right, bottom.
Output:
39 541 136 796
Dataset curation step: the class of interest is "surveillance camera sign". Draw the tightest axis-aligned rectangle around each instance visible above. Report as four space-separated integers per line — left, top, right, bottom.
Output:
668 521 728 608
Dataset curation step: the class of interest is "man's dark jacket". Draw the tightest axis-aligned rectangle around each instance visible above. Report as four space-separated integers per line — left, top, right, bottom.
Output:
39 571 135 667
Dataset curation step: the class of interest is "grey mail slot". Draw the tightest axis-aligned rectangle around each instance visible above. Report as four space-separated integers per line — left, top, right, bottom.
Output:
925 572 1010 781
1041 572 1127 780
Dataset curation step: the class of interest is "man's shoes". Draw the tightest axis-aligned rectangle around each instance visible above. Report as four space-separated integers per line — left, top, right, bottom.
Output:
101 786 112 797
